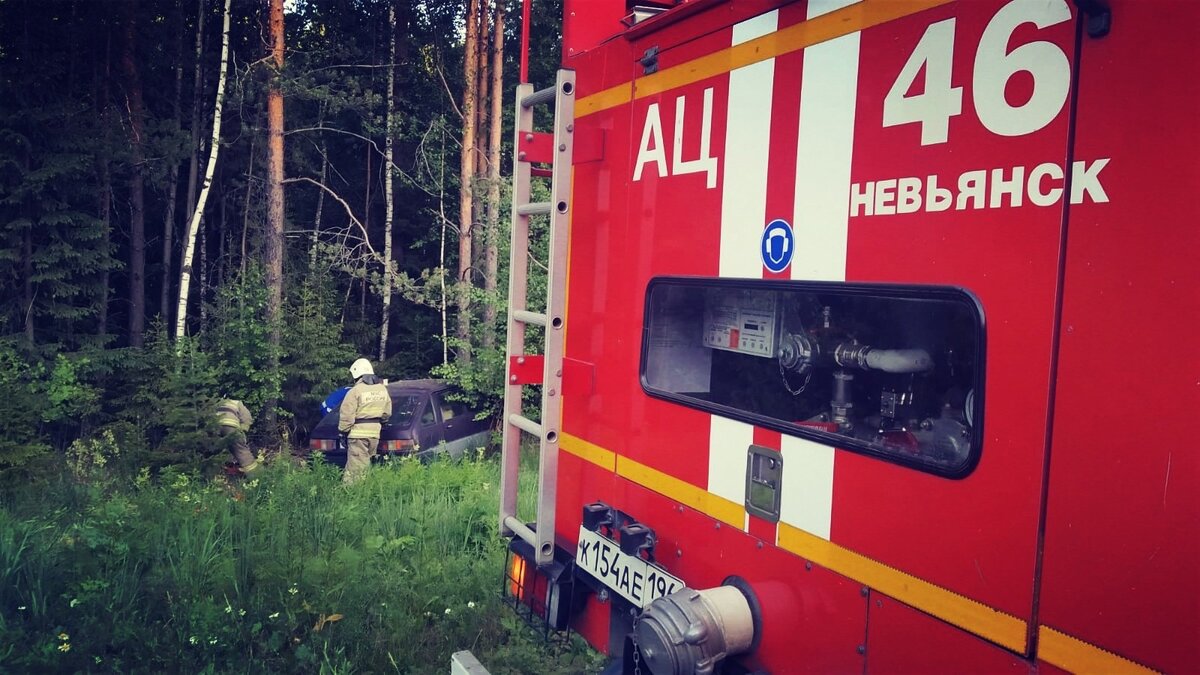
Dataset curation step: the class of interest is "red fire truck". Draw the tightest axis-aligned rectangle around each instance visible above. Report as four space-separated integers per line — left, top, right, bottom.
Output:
498 1 1198 672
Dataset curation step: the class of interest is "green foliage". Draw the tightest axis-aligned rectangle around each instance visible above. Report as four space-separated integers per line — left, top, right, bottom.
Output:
0 456 605 673
280 279 358 435
0 91 120 344
0 339 105 476
204 264 283 421
0 340 53 473
148 332 222 464
65 429 122 484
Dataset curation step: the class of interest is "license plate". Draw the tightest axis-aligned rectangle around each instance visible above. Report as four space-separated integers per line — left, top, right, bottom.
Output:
575 526 686 609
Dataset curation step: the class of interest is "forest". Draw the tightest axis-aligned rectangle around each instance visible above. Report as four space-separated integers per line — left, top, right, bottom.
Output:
0 0 589 671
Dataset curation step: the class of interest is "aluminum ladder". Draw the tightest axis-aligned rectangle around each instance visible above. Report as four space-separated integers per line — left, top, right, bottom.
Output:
499 70 575 567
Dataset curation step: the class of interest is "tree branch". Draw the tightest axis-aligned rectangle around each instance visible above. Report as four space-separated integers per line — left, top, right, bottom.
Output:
282 176 379 260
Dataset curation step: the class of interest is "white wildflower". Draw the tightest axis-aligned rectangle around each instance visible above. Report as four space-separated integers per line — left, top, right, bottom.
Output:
268 612 280 620
467 601 476 609
444 607 452 615
189 636 198 645
288 586 299 595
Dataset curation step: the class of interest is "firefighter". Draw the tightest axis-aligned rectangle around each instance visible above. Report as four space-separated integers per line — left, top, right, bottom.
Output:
215 397 258 474
338 358 392 484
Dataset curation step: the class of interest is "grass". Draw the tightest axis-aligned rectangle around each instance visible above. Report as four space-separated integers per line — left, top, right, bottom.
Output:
0 449 606 673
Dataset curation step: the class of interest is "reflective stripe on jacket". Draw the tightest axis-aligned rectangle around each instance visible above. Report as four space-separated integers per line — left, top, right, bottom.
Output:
216 399 252 431
338 381 392 439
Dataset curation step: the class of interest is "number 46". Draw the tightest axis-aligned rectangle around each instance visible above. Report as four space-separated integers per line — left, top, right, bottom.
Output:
883 0 1072 145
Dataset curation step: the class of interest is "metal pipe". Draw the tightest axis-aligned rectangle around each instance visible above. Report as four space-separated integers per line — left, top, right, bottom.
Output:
863 348 933 374
509 413 545 438
834 342 933 374
517 201 552 216
522 85 557 108
504 516 537 547
513 310 547 326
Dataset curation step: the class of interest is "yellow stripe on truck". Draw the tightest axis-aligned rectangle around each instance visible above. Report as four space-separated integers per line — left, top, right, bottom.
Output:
559 432 744 527
777 522 1028 653
616 455 745 529
1037 626 1160 674
560 432 616 472
576 0 953 118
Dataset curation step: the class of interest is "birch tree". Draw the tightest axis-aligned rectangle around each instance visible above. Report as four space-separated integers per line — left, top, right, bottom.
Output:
174 0 231 341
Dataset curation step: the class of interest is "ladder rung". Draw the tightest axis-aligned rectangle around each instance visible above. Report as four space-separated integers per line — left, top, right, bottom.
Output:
508 414 544 438
522 85 557 108
513 310 546 326
504 517 537 546
517 201 552 216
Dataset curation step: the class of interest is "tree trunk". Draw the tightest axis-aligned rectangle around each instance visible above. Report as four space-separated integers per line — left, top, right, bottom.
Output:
309 141 328 270
240 123 257 277
308 102 328 270
439 120 449 365
22 222 33 344
199 204 207 325
263 0 286 424
363 142 372 241
97 26 114 337
472 0 490 279
458 0 481 360
97 160 112 337
186 0 206 224
218 187 227 288
161 7 185 325
121 0 147 347
174 0 232 341
483 0 505 350
379 1 397 362
470 1 485 277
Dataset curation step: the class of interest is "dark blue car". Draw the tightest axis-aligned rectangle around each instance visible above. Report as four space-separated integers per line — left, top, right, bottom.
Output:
308 379 492 464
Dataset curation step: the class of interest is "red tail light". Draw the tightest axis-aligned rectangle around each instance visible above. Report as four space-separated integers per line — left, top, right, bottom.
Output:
309 439 335 451
381 439 416 454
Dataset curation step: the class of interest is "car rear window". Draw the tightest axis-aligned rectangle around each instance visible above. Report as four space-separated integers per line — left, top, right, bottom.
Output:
389 394 421 428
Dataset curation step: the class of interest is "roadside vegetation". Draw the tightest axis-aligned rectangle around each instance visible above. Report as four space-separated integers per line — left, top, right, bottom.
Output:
0 450 605 673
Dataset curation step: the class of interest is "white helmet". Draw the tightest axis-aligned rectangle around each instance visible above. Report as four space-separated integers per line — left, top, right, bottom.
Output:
349 358 374 379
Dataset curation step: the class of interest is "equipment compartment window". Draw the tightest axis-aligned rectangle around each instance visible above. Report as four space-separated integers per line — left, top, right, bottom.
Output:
641 278 985 478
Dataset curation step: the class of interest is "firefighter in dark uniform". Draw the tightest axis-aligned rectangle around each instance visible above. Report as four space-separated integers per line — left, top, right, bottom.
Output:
338 358 392 484
216 398 259 474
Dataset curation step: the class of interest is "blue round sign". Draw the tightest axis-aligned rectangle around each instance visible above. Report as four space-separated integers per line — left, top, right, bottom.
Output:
760 219 794 273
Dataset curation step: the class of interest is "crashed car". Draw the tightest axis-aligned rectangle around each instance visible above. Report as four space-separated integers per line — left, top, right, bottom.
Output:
308 379 491 464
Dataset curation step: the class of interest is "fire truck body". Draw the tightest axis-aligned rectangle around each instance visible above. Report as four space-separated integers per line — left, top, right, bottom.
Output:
505 1 1199 672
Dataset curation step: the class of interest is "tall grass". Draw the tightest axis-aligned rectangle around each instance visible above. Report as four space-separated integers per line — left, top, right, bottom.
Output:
0 453 604 673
